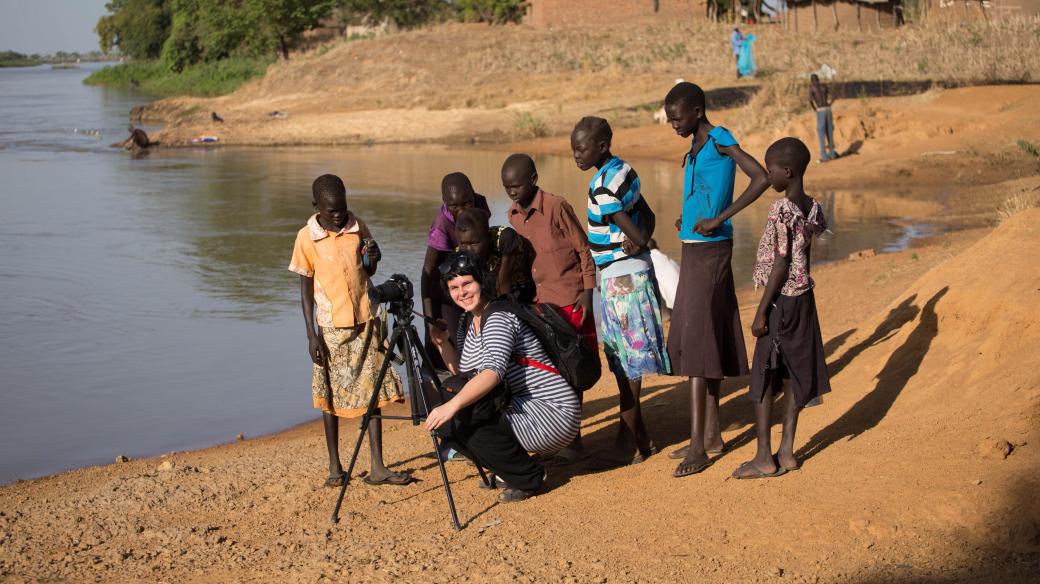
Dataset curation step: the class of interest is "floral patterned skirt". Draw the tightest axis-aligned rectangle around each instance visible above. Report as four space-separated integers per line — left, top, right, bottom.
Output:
312 320 404 418
598 269 672 380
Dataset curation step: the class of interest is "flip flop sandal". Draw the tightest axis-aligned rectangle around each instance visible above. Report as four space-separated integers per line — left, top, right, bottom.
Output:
672 457 713 478
630 442 659 464
706 442 728 456
669 443 725 460
323 474 347 488
362 472 413 486
731 461 788 480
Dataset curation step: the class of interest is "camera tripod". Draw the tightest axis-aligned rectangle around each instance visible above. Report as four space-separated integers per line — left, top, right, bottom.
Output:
328 296 493 530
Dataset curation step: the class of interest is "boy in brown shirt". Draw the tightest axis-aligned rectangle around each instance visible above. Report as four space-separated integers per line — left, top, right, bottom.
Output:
504 153 597 463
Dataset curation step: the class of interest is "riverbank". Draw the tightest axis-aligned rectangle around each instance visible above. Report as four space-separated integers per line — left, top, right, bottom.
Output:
2 174 1038 581
134 19 1040 191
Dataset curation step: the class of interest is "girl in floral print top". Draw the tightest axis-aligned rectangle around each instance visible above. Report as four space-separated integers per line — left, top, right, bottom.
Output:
751 192 827 297
733 138 833 480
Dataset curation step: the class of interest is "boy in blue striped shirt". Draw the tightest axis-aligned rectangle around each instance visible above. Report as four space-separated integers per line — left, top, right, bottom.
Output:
571 117 671 467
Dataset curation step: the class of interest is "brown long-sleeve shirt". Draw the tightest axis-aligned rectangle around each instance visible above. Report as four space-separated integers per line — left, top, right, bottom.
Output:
508 189 596 308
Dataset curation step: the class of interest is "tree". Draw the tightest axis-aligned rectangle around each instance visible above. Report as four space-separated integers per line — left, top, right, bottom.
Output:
248 0 337 60
96 0 172 59
453 0 527 24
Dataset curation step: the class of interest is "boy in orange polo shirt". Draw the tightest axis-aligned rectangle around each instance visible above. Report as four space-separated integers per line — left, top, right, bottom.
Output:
289 174 409 487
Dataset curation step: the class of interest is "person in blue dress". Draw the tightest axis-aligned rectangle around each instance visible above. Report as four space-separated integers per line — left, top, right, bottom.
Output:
662 82 770 478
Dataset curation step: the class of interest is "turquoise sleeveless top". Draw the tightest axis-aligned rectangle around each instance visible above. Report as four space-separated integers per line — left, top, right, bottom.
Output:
679 126 738 242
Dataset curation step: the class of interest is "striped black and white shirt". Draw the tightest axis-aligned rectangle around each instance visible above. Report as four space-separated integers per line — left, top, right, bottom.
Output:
457 311 580 455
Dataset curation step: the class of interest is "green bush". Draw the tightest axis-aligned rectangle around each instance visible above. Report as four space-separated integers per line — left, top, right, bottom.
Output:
83 57 272 96
454 0 526 24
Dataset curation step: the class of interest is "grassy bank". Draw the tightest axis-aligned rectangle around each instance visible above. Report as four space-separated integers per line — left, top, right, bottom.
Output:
83 58 272 97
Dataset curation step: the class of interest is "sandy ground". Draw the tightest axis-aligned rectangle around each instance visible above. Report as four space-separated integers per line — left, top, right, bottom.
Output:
2 174 1039 582
8 21 1040 580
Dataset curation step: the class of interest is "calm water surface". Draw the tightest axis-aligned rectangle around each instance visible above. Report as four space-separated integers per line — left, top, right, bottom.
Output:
0 64 941 483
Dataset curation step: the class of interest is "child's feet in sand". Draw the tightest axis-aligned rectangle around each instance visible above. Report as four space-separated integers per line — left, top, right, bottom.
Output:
364 468 412 486
777 450 801 471
731 459 786 479
673 453 712 477
668 439 727 460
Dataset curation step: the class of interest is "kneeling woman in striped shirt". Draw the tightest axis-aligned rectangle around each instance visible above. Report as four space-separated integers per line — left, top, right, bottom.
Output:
424 252 581 502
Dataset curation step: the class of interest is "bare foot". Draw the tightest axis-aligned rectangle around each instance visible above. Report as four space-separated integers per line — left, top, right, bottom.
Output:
673 454 712 478
731 457 779 479
365 468 412 485
777 450 801 471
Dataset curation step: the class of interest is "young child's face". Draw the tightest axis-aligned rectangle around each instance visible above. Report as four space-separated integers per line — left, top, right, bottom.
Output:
764 155 791 192
443 186 475 219
570 130 605 171
665 102 700 138
456 228 492 260
314 192 349 230
502 166 538 206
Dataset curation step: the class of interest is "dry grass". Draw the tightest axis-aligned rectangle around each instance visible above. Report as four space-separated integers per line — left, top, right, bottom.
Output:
726 75 810 139
243 17 1040 114
997 188 1040 223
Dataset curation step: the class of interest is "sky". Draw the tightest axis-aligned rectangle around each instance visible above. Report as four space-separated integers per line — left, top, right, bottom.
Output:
0 0 109 54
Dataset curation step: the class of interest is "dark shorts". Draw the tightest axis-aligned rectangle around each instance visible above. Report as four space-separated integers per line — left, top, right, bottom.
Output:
667 240 749 379
749 290 831 408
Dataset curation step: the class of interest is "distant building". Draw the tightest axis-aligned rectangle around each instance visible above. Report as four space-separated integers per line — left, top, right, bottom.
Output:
523 0 1037 29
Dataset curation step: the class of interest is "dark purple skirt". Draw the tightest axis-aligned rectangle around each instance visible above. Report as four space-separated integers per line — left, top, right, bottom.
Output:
749 290 831 407
667 240 749 379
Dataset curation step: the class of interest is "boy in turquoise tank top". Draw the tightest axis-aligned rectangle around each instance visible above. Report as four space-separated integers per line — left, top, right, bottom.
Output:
663 82 770 478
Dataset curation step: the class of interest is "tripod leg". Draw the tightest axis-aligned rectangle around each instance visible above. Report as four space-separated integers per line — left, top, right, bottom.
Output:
402 324 463 530
330 326 404 524
430 432 462 530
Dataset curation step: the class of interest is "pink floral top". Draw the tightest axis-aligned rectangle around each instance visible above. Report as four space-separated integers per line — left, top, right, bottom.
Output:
752 197 827 297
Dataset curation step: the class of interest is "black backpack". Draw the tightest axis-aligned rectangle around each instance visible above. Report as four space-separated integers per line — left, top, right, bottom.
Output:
471 300 602 393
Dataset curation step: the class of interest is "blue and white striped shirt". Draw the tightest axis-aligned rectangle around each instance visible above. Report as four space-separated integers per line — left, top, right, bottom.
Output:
586 156 643 266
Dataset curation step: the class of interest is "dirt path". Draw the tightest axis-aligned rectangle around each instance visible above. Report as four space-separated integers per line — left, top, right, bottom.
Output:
3 193 1038 582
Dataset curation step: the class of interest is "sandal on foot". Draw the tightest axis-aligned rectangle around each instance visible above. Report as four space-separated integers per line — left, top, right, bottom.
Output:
362 472 413 486
324 474 347 488
706 442 728 456
631 442 659 465
668 445 690 460
673 457 713 478
731 461 787 480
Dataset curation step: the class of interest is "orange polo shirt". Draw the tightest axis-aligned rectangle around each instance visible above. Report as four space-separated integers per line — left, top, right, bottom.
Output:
288 213 373 328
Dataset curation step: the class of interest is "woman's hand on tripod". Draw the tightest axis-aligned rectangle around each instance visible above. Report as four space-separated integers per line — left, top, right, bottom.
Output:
424 401 459 431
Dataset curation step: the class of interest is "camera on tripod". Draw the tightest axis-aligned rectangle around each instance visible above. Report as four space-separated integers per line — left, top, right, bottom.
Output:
368 273 413 304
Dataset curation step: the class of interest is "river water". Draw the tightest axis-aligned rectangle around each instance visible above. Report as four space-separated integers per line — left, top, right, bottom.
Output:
0 64 934 483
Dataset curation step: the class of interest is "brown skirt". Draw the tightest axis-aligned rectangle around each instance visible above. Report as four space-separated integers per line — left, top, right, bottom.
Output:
666 240 749 379
749 290 831 408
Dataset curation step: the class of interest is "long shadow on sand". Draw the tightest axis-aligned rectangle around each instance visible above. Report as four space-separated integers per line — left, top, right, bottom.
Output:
797 287 948 463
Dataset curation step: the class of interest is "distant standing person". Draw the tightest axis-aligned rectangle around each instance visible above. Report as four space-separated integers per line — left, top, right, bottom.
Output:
504 153 597 465
421 172 491 366
810 74 838 162
289 174 409 488
737 33 757 78
730 27 744 78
